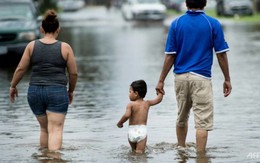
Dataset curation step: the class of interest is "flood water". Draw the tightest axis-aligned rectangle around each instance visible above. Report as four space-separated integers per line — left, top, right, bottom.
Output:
1 7 260 163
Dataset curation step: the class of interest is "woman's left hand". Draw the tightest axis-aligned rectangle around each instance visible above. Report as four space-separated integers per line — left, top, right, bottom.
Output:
9 87 18 103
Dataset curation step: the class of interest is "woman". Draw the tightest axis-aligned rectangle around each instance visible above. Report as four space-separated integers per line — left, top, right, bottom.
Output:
9 9 78 151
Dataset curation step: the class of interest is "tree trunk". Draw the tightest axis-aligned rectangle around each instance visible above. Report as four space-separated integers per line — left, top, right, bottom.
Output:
254 0 260 12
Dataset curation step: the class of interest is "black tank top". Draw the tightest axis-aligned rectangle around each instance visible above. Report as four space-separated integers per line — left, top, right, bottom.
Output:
29 40 67 86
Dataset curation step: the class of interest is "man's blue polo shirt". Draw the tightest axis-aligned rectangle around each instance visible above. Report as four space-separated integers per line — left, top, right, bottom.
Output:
165 10 229 78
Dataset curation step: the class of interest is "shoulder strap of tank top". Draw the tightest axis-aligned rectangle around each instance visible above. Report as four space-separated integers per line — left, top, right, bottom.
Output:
31 39 40 58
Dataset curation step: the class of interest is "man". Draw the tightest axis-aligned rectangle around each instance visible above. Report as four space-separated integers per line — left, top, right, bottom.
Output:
156 0 232 153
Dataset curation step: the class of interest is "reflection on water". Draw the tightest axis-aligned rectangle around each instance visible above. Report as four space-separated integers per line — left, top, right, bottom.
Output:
32 149 67 163
1 9 260 162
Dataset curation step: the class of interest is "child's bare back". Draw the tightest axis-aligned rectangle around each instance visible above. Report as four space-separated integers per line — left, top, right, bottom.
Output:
128 98 162 126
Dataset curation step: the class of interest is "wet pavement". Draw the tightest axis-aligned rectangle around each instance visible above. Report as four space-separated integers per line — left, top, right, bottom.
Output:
1 6 260 163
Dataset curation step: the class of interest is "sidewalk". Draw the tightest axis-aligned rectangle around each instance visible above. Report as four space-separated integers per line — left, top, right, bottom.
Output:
59 6 120 22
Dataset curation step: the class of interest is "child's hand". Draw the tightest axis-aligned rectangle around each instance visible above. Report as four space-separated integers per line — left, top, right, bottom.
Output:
117 123 123 128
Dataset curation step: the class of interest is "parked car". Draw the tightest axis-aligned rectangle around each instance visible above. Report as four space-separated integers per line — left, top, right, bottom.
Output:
0 0 41 56
216 0 253 16
205 0 217 10
161 0 183 12
57 0 85 12
121 0 166 21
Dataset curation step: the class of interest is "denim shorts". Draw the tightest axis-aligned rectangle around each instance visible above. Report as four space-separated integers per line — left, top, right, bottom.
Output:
27 85 69 116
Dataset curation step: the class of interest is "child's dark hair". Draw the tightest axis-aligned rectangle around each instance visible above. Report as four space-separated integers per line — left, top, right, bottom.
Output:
186 0 206 9
130 80 147 98
42 9 59 33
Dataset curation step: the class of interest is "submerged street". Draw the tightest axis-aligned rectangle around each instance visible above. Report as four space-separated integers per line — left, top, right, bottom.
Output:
0 6 260 162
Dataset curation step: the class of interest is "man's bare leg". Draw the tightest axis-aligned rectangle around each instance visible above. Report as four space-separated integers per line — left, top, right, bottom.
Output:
176 123 188 147
196 129 208 153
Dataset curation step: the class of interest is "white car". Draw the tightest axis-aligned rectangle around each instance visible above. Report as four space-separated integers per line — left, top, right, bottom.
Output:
58 0 85 12
121 0 167 21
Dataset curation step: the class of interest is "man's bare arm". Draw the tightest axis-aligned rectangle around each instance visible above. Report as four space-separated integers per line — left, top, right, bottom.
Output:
217 52 232 97
156 54 175 95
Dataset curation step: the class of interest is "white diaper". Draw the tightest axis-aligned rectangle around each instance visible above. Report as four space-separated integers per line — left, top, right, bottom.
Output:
128 125 147 143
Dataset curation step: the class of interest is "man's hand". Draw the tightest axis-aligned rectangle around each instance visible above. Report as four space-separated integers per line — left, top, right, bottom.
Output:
223 81 232 97
156 81 165 95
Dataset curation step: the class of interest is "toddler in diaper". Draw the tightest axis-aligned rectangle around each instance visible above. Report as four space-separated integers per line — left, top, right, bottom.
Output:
128 125 147 143
117 80 163 154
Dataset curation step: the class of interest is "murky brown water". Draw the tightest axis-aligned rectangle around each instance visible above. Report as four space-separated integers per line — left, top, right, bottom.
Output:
1 7 260 162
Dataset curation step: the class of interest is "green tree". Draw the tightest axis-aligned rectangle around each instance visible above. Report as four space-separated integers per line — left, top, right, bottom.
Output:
38 0 58 14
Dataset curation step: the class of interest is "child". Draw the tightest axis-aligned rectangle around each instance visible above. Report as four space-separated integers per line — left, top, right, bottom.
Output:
117 80 163 154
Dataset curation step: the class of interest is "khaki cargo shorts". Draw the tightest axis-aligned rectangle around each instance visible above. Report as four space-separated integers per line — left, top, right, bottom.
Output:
174 73 213 131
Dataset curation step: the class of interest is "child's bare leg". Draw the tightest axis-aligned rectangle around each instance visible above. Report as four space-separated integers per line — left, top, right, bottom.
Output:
135 137 147 154
128 139 136 152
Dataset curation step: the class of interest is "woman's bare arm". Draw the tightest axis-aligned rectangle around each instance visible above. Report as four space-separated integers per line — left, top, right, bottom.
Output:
62 42 78 104
9 41 33 102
